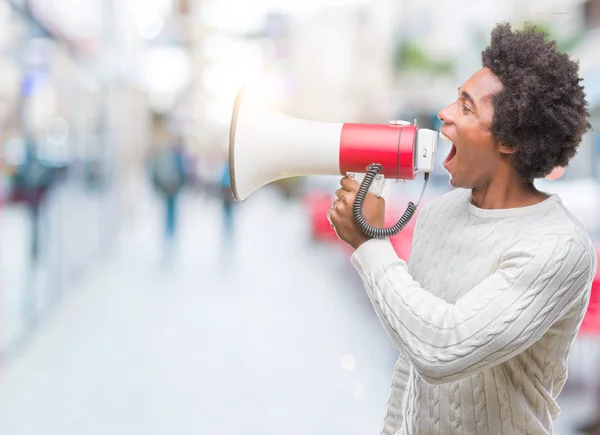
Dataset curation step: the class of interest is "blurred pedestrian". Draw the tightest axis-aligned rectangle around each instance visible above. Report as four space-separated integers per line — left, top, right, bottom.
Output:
13 142 53 262
12 140 54 326
219 162 235 240
148 116 186 253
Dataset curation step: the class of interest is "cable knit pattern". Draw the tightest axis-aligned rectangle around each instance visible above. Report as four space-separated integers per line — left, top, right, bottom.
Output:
350 188 597 434
401 370 417 434
429 384 440 434
494 366 514 433
473 373 488 434
450 379 462 434
413 373 422 432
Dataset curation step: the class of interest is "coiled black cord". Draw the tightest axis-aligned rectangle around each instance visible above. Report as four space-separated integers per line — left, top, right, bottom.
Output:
352 164 429 238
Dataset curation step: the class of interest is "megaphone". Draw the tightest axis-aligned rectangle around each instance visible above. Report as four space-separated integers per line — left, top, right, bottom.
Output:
229 87 439 237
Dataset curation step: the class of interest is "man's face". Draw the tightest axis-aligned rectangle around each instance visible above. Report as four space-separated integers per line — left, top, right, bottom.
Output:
437 67 504 189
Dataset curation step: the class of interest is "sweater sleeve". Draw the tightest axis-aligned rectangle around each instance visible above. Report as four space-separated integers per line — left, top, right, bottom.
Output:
350 235 595 385
360 202 432 357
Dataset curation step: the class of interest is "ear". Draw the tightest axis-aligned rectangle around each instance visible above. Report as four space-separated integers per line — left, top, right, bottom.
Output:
498 143 519 155
545 166 565 180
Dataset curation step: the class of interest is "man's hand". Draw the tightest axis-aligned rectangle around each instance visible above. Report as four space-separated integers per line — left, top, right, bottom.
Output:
328 176 386 250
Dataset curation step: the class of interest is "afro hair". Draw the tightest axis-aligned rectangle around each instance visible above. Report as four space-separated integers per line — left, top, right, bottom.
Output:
481 22 591 181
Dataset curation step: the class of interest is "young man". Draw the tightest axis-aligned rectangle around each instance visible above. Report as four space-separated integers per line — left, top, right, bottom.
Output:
329 23 597 434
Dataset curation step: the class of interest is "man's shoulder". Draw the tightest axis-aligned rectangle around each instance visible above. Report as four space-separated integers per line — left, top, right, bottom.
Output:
509 198 597 272
528 197 595 248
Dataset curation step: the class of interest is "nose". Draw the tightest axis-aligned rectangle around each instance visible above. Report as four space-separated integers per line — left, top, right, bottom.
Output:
437 103 455 125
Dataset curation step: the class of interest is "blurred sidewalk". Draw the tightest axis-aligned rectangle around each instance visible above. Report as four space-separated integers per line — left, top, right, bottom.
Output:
0 182 399 435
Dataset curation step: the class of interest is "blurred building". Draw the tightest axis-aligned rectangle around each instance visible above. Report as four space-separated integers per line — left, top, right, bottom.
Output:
286 1 399 123
0 0 183 360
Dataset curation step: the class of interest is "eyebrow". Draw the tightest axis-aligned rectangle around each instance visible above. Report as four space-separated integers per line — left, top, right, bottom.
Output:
458 87 477 110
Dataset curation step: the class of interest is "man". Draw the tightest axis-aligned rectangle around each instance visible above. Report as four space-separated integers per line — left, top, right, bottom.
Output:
329 23 597 434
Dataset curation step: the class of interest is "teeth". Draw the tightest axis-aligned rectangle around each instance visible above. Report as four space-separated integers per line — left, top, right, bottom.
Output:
439 131 452 142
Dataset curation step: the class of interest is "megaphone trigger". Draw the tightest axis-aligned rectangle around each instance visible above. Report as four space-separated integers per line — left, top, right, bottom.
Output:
347 172 386 197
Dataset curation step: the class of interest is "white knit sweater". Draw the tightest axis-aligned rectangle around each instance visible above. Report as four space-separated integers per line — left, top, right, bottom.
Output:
351 188 597 435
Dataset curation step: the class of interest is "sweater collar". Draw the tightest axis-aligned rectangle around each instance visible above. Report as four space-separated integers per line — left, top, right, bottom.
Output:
466 190 561 219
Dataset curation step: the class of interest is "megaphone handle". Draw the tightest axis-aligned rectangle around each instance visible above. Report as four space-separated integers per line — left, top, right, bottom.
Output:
347 172 385 197
352 164 428 239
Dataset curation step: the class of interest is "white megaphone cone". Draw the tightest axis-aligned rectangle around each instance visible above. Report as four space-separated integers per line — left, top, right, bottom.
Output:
228 87 439 237
229 87 344 202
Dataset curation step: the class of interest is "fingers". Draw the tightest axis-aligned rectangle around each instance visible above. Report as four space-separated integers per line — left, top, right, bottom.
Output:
340 176 359 192
331 176 360 221
336 176 359 202
326 209 334 227
334 188 354 208
328 212 339 236
334 188 347 202
339 176 384 204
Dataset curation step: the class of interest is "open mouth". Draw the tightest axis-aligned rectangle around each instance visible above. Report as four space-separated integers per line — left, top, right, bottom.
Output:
444 144 457 165
439 131 456 167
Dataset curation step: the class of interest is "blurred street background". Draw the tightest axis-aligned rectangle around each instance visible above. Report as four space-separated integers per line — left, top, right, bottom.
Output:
0 0 600 434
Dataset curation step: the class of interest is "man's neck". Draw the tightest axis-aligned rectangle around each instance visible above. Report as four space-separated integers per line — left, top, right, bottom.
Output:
471 180 548 210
